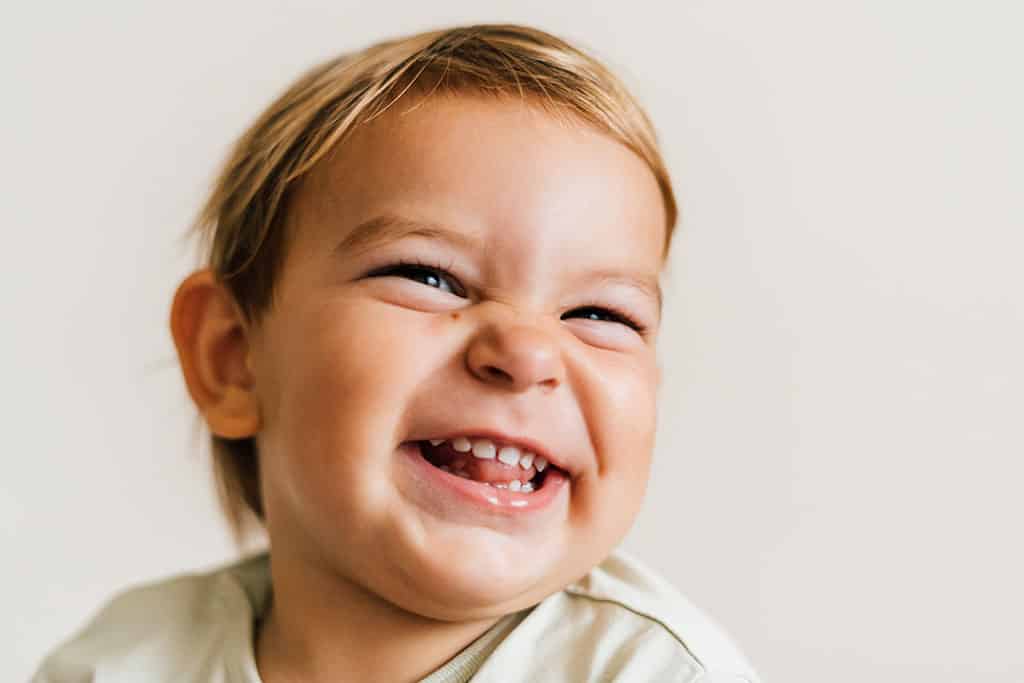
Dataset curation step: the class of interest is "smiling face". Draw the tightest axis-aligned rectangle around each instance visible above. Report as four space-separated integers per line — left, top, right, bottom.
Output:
247 95 667 620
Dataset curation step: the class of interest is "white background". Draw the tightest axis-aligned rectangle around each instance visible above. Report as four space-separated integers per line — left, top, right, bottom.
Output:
4 1 1022 681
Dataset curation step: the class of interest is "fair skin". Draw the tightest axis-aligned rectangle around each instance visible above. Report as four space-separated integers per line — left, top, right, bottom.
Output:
172 94 667 682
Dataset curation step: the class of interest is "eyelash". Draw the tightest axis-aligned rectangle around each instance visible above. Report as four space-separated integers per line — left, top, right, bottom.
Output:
569 305 648 335
367 260 647 335
367 258 467 297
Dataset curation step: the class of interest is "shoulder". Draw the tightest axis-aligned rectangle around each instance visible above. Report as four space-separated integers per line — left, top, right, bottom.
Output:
564 550 760 682
31 555 268 683
474 550 760 683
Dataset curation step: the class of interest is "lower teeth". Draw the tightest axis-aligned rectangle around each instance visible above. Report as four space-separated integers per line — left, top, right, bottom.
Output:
441 469 535 492
491 481 534 492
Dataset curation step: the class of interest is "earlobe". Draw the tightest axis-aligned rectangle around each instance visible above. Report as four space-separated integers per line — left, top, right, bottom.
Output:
214 385 262 439
170 269 261 439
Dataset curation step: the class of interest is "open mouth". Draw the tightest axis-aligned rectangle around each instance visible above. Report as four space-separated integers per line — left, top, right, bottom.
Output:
416 436 561 494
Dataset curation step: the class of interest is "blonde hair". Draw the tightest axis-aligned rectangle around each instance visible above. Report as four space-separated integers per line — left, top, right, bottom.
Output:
191 23 678 539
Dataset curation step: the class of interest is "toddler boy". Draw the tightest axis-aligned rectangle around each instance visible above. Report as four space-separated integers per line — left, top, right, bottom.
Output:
35 24 759 683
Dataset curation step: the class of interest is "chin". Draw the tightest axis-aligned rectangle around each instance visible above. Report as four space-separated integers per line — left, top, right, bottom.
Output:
393 533 569 617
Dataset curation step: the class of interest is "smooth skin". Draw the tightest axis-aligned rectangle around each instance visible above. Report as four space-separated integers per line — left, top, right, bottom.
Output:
171 95 667 682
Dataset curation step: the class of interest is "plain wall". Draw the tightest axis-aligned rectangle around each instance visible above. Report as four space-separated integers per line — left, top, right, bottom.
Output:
4 1 1022 681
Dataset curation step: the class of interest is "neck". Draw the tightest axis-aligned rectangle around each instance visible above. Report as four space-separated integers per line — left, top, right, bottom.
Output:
255 551 501 683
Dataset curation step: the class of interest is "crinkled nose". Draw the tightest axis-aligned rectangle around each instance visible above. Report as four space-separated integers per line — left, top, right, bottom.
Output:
465 322 564 392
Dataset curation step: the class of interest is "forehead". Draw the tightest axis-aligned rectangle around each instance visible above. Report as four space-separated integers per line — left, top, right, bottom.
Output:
289 94 666 273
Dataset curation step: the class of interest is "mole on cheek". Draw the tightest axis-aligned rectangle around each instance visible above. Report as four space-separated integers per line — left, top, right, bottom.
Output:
450 312 460 320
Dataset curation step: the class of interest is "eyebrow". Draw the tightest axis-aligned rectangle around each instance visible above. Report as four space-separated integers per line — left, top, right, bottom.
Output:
333 213 484 256
584 269 663 314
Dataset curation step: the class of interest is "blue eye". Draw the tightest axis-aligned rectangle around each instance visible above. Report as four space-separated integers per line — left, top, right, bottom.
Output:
368 261 467 297
563 306 646 334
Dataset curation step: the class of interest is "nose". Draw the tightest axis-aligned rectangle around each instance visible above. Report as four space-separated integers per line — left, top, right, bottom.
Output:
465 319 565 393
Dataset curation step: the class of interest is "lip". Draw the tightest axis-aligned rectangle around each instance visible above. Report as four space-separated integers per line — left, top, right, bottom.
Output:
399 442 569 516
418 428 572 476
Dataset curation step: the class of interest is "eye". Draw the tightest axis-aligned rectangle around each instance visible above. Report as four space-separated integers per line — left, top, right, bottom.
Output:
366 261 467 297
562 306 646 334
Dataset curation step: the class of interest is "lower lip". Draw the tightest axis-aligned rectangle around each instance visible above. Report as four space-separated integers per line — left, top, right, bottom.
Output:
399 442 569 515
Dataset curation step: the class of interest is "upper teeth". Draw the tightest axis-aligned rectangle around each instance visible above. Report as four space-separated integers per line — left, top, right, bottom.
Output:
472 440 497 460
432 437 545 470
497 446 520 465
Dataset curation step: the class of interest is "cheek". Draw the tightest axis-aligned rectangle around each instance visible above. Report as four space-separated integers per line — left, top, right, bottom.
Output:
592 353 659 461
578 351 658 504
258 300 441 506
288 305 415 424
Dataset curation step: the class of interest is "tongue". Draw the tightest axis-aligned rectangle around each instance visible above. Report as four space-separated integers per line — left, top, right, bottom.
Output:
422 442 538 484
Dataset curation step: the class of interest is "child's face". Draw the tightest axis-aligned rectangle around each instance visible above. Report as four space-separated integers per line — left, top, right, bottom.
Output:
247 95 666 619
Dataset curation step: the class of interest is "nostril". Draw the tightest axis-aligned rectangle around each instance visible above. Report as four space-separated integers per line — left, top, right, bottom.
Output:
484 365 514 383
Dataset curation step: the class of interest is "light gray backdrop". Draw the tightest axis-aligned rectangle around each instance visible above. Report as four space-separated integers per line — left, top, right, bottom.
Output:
4 1 1022 681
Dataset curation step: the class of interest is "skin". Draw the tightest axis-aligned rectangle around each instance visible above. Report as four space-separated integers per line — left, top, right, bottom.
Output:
171 94 667 682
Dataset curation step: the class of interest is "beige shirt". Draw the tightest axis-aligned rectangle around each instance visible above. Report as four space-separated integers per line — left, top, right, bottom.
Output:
33 550 760 682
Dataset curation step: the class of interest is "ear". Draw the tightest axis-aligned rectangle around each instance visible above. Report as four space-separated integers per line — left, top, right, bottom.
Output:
170 269 260 439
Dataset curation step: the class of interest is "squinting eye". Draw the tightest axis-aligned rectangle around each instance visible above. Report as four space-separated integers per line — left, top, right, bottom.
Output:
563 306 646 334
367 262 467 297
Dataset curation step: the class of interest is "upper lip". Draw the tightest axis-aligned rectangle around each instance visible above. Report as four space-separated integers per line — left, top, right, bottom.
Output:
417 428 571 475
